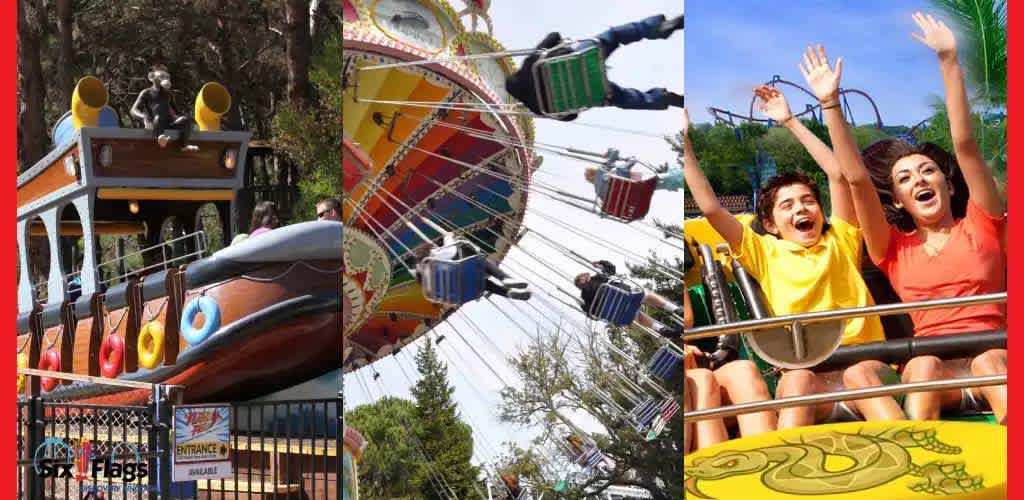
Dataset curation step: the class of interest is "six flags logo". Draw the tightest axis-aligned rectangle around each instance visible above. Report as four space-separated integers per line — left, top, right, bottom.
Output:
33 437 148 483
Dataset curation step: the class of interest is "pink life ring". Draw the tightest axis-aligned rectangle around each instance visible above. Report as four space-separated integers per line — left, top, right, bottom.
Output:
38 350 61 391
99 334 125 378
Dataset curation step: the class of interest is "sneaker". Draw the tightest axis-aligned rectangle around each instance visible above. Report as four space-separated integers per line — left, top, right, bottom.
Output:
657 325 682 339
157 134 171 148
181 144 199 152
665 92 685 108
502 278 529 289
656 15 684 38
507 289 532 301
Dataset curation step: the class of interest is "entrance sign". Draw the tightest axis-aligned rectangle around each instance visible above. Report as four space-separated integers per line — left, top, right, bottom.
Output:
172 405 233 481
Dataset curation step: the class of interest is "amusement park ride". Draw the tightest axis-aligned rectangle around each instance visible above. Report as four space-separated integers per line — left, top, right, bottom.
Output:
683 77 1008 499
16 75 343 406
342 0 687 497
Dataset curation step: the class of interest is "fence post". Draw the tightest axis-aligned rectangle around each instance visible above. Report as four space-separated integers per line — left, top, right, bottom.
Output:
336 390 343 500
146 393 158 500
26 397 44 500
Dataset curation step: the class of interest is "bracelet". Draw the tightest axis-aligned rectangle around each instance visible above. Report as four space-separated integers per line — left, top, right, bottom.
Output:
821 99 841 110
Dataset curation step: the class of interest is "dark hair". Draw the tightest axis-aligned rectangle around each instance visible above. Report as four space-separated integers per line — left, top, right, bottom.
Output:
318 197 341 212
250 201 280 231
755 171 829 234
861 139 968 232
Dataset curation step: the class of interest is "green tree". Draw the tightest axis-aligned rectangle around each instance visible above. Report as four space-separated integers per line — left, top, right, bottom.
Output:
344 397 423 500
498 254 685 499
411 340 482 499
272 31 342 220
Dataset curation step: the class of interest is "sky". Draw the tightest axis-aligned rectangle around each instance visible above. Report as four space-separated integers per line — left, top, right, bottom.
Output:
686 0 948 127
341 0 686 472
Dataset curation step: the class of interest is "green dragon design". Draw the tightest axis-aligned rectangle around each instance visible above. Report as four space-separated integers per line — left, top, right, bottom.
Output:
684 428 984 498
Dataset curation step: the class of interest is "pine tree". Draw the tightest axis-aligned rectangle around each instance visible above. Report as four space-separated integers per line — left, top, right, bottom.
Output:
410 340 482 499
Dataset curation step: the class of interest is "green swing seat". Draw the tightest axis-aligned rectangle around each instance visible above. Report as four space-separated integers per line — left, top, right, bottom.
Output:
531 41 610 116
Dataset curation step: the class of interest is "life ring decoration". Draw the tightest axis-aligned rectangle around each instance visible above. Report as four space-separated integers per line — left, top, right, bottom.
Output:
99 334 125 378
684 420 1006 499
181 295 221 346
137 320 165 369
38 349 61 392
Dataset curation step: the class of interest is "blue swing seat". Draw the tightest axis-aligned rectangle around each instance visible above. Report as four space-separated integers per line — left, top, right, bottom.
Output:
647 346 682 380
590 280 645 326
418 242 488 306
629 397 662 432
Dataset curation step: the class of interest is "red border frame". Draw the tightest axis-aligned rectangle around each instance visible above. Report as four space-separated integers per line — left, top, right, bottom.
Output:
2 2 1019 498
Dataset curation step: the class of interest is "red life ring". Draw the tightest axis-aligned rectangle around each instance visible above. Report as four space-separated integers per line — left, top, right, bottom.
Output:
38 350 61 392
99 334 124 378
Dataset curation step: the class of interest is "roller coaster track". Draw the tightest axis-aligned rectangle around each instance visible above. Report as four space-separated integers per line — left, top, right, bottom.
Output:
707 75 883 129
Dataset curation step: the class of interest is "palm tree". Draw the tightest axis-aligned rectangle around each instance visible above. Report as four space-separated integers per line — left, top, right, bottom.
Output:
929 0 1007 107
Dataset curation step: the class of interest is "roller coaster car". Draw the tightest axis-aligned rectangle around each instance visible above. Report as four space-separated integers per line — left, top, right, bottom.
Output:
589 280 644 326
531 39 611 117
600 175 657 222
417 241 488 306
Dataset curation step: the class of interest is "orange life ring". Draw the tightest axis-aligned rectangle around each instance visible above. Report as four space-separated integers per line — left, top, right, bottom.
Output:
99 334 124 378
38 350 61 391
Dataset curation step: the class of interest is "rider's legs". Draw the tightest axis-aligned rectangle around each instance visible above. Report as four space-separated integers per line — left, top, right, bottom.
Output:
843 360 908 421
592 14 679 57
775 369 835 429
715 360 777 437
608 83 684 110
969 349 1007 423
687 368 729 450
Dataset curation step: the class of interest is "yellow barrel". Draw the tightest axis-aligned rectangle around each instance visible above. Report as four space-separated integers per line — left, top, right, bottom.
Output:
194 82 231 131
71 76 108 129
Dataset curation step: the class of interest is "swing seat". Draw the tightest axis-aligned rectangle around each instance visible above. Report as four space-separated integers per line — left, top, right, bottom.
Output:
418 243 487 306
629 397 662 431
601 175 657 222
647 346 682 380
531 40 610 117
590 280 644 326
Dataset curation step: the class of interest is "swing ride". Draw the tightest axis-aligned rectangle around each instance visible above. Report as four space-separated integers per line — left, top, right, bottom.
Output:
682 77 1007 499
343 1 687 497
16 76 343 405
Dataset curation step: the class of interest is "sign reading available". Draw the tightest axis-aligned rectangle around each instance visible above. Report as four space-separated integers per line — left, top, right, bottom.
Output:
172 405 232 481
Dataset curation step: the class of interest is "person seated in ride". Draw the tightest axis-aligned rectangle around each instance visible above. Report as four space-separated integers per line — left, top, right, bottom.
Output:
574 259 682 337
248 201 281 238
583 148 684 200
807 15 1006 424
505 14 685 121
682 103 896 429
419 233 532 301
683 283 778 455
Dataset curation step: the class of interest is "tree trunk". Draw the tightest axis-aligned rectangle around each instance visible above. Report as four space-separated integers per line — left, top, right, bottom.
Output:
17 0 48 170
55 0 74 108
283 0 311 107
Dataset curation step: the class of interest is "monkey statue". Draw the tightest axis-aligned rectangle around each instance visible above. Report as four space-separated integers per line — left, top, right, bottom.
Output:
130 66 198 151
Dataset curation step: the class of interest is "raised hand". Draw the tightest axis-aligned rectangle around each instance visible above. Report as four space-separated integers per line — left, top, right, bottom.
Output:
912 12 957 58
754 85 793 124
682 107 691 137
798 44 842 104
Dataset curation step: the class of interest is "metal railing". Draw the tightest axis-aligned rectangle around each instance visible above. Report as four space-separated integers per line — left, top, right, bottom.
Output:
17 370 342 499
683 292 1009 420
684 374 1006 422
684 292 1006 341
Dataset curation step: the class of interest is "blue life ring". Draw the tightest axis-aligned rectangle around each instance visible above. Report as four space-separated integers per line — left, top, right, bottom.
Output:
181 296 221 345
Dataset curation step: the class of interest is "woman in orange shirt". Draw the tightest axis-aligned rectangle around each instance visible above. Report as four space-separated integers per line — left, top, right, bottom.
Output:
802 13 1006 423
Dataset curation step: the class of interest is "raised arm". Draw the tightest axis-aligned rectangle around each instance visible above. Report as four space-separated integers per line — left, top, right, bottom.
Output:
912 12 1002 216
799 45 891 263
682 108 744 250
754 85 856 226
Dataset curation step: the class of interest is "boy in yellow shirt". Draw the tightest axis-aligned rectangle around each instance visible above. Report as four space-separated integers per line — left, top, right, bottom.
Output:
683 95 904 427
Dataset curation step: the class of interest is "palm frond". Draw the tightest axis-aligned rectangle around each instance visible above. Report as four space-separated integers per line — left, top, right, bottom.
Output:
929 0 1007 105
